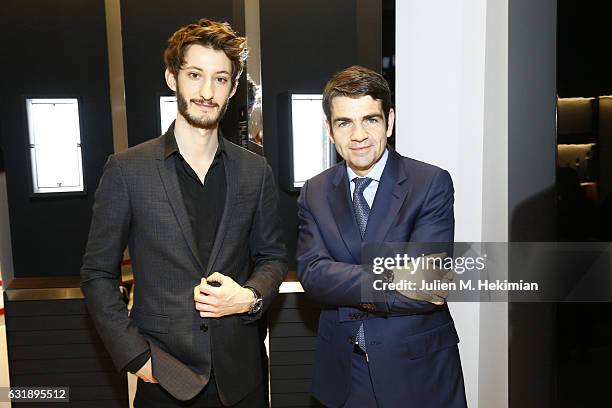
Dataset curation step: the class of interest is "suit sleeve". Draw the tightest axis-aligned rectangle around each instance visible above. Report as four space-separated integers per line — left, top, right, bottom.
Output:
80 155 149 371
296 180 396 311
387 169 455 311
409 169 455 243
242 161 288 322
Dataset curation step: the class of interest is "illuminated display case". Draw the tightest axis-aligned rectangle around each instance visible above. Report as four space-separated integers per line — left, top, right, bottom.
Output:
279 92 336 191
24 97 85 195
158 95 177 135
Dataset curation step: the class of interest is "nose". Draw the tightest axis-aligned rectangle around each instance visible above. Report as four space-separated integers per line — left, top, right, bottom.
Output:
199 79 214 101
351 123 368 142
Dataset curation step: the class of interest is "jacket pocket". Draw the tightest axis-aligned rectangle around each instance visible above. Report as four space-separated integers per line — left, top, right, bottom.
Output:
403 322 459 359
130 309 170 334
317 314 333 342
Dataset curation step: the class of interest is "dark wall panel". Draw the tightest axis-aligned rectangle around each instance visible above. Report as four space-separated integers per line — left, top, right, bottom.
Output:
120 0 244 147
268 293 322 407
4 298 129 407
557 1 612 97
259 0 382 270
508 0 557 407
0 0 114 278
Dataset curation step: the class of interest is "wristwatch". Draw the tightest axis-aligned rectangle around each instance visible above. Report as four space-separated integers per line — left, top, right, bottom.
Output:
382 268 394 284
245 286 263 315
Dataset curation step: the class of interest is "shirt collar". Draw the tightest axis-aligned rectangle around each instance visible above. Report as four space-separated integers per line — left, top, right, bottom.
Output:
164 123 226 160
346 148 389 183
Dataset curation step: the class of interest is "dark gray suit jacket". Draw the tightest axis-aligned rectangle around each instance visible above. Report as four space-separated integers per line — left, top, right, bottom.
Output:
80 127 287 404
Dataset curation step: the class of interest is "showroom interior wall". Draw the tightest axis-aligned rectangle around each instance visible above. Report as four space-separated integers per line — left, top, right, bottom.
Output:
1 0 555 405
105 0 129 154
0 2 132 405
395 1 508 407
479 0 509 406
0 172 13 285
0 1 385 406
259 0 382 270
1 0 379 278
0 0 115 279
508 0 557 407
1 118 13 285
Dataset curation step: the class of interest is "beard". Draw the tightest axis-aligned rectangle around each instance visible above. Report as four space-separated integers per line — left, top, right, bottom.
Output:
176 85 229 130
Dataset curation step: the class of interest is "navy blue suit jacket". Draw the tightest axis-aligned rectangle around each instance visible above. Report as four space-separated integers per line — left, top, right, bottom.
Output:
297 148 467 407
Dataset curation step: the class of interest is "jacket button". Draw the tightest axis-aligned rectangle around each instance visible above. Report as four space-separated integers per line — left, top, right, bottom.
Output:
200 323 208 332
348 336 356 344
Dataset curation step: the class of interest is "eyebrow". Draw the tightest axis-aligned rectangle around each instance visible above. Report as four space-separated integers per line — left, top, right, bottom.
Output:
333 113 384 124
182 66 231 76
333 116 353 124
182 65 203 72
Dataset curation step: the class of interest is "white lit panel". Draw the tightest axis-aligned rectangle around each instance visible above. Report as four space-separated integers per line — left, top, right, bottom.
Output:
26 98 84 194
291 94 333 188
159 96 177 134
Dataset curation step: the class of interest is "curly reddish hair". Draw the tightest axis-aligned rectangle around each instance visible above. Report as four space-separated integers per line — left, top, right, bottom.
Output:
164 18 248 84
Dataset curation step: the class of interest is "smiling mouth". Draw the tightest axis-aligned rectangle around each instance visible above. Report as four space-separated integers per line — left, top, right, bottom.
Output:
192 100 217 109
350 146 372 152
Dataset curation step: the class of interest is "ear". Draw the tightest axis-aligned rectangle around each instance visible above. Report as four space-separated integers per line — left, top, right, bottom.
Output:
228 79 239 99
386 108 395 138
325 119 335 144
165 68 177 92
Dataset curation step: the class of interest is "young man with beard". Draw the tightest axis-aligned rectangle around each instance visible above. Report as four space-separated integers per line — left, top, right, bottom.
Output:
81 19 287 407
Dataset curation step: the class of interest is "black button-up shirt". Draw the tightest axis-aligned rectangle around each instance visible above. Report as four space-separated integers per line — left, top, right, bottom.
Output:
164 132 227 270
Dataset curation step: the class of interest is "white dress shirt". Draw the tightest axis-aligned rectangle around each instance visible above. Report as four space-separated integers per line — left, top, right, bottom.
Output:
347 149 389 207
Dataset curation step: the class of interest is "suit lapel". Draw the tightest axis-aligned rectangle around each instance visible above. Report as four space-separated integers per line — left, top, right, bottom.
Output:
205 144 238 275
364 149 411 242
156 144 206 273
329 166 362 263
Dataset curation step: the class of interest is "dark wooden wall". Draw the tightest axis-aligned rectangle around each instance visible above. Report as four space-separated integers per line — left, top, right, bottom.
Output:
4 297 128 407
269 294 322 407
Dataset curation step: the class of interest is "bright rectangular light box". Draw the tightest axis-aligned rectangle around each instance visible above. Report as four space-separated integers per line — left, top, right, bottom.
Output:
159 96 177 134
25 98 85 194
290 94 334 189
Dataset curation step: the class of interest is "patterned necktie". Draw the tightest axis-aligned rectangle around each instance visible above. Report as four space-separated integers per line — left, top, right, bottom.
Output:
352 177 373 238
352 177 373 352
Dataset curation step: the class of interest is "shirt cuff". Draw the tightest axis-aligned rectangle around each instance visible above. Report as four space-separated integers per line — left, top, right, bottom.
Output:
123 349 151 374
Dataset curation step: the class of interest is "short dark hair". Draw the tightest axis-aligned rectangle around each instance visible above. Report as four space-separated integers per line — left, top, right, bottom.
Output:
164 18 248 85
322 65 393 123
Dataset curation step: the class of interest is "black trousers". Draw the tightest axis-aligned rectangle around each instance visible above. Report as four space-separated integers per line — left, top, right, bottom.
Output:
134 374 268 408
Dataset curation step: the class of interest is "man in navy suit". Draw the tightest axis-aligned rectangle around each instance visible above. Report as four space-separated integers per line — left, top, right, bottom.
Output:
297 66 467 407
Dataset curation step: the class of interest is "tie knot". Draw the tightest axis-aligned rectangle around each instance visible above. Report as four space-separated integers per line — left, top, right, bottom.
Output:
352 177 373 194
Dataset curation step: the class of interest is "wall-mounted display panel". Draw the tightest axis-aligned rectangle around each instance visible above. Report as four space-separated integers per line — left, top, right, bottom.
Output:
25 98 85 194
288 94 334 189
159 95 177 135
